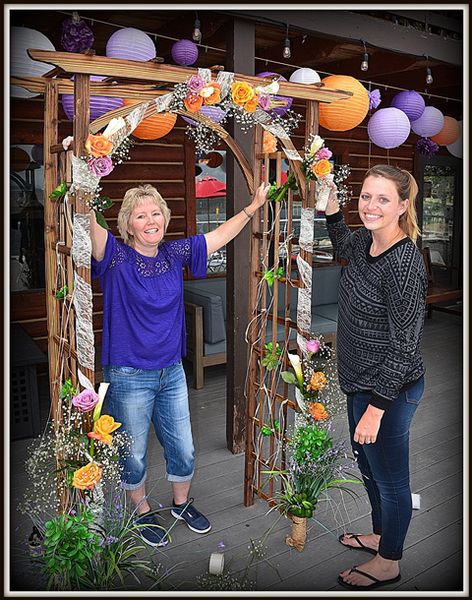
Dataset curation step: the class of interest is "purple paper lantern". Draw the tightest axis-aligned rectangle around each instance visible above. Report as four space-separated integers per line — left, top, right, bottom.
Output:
106 27 156 62
171 39 199 66
182 106 227 126
410 106 444 138
256 71 293 117
367 107 411 149
390 90 425 122
61 76 124 121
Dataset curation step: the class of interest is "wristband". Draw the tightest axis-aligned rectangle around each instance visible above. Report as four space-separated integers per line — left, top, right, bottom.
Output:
242 207 254 219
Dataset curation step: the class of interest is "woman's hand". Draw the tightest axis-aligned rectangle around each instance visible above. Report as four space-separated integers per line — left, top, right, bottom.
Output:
354 405 385 445
325 181 340 216
246 182 271 215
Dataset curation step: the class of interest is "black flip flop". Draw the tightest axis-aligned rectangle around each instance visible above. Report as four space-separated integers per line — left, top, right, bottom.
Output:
338 533 377 556
338 566 401 590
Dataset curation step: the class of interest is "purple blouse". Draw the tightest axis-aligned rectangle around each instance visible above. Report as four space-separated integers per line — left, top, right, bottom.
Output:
91 231 208 370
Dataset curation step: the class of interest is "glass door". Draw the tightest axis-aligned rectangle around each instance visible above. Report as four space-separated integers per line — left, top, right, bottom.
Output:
416 154 462 289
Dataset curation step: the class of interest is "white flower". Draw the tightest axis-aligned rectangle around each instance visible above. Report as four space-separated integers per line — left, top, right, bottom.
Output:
287 353 304 389
199 85 216 98
102 117 126 139
308 135 325 158
255 81 280 96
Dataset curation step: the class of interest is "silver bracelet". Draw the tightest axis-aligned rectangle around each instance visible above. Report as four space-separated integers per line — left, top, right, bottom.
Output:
242 207 254 219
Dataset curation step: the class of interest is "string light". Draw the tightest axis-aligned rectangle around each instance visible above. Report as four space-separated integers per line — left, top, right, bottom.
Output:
282 24 291 59
360 40 369 72
192 11 202 43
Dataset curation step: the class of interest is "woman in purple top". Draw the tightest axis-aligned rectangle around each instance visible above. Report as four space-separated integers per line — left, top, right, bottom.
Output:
91 182 270 546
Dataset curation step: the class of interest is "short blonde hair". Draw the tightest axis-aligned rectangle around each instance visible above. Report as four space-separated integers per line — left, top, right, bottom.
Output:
117 184 171 246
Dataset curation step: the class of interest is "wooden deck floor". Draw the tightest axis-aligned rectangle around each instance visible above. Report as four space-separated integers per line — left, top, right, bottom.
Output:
8 310 465 593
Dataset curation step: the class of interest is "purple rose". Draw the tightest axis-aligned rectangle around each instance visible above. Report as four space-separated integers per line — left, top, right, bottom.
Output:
188 75 205 94
306 339 321 354
88 155 114 177
258 94 271 111
315 147 333 161
72 389 99 412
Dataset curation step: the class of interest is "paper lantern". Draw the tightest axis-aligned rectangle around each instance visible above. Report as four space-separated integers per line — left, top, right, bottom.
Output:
256 72 293 117
289 68 321 84
390 90 425 122
181 105 227 126
123 99 177 140
106 28 156 62
319 75 369 131
367 107 411 149
11 147 31 172
62 76 124 121
171 39 198 66
431 116 461 146
205 152 224 169
447 121 463 158
411 106 444 138
31 144 44 165
10 27 55 98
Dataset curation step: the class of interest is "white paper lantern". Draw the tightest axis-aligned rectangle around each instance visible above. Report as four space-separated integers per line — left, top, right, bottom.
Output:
410 106 444 138
447 121 463 158
289 67 321 84
11 27 55 98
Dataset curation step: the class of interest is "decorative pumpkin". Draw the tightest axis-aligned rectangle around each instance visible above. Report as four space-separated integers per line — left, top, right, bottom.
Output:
123 99 177 140
431 116 461 146
319 75 369 131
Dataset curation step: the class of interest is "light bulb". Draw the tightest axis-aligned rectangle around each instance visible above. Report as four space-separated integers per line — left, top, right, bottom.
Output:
426 67 433 85
283 38 291 59
361 53 369 72
192 18 202 43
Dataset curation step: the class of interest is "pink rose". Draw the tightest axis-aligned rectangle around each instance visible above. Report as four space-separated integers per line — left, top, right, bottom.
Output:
306 338 321 354
188 75 205 93
72 389 100 412
88 155 114 177
258 94 271 111
315 147 333 161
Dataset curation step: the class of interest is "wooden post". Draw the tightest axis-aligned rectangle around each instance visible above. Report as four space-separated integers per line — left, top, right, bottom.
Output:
226 18 255 454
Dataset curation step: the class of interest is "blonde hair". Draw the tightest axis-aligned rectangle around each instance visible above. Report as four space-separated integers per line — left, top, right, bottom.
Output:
363 165 421 243
117 184 171 246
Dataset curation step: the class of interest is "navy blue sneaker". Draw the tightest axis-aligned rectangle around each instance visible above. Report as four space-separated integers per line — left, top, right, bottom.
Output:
134 511 169 547
170 498 211 534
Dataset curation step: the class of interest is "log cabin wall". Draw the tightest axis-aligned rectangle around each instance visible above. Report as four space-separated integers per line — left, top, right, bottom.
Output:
10 95 194 361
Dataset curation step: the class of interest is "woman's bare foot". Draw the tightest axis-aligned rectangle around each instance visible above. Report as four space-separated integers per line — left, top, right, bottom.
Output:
339 532 380 553
339 555 400 587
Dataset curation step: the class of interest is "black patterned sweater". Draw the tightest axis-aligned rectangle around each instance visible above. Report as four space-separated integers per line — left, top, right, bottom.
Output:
326 211 427 410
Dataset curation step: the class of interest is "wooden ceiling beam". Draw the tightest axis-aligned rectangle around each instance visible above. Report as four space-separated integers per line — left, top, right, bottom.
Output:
26 49 353 103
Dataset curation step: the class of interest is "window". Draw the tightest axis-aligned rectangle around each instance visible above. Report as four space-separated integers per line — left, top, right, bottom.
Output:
10 145 45 291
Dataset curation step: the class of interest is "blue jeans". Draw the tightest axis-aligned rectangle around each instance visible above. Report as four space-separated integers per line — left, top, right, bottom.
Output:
347 376 424 560
103 361 195 490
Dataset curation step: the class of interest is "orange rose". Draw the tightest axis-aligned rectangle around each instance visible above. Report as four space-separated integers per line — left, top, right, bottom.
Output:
231 81 255 106
308 401 329 421
307 371 327 392
184 93 203 113
312 159 333 178
72 462 102 490
263 131 277 154
85 134 113 158
244 96 259 113
88 415 121 445
201 83 221 105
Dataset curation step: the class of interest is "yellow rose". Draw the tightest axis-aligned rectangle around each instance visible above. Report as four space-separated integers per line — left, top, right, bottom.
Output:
307 371 327 391
72 462 102 490
231 81 255 106
312 159 333 178
88 415 121 445
244 95 259 113
85 134 113 158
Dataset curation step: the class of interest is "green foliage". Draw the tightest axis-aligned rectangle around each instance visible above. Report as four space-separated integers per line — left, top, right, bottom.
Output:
55 284 69 299
59 379 76 401
291 424 332 464
261 342 282 370
262 266 285 288
281 370 297 385
92 195 114 230
267 174 299 203
49 181 67 201
43 509 102 590
94 210 109 230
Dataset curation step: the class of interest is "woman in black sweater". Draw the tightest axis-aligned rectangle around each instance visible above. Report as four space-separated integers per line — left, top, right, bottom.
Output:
325 165 427 590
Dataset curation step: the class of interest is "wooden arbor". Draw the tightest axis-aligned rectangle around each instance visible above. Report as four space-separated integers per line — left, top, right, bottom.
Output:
13 49 351 508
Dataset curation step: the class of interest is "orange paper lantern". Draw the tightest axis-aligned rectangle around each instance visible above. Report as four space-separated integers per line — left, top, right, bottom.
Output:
319 75 369 131
431 116 461 146
124 99 177 140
